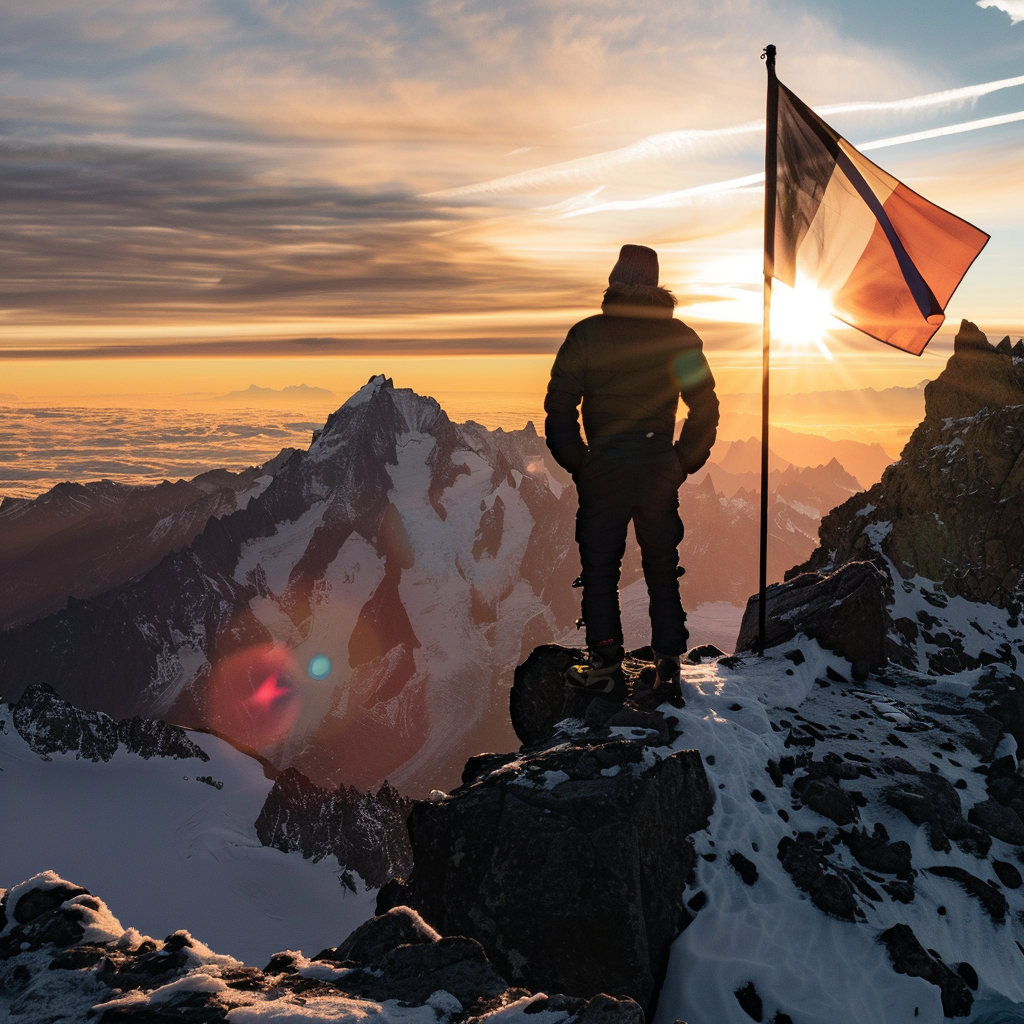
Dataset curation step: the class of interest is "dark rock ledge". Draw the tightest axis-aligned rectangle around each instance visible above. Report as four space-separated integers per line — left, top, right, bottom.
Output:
383 644 714 1017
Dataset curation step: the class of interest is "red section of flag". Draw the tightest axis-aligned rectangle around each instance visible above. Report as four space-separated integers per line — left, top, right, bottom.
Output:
773 80 990 355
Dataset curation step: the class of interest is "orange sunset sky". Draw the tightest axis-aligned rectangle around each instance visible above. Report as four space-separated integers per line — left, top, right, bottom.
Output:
2 0 1023 429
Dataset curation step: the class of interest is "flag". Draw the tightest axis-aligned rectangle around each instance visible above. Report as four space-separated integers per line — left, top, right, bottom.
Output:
773 81 990 355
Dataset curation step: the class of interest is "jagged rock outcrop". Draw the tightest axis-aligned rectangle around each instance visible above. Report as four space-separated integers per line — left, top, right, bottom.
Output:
797 321 1024 609
10 682 209 763
388 645 713 1016
0 873 644 1024
745 321 1024 674
116 715 210 761
12 682 119 763
254 767 414 888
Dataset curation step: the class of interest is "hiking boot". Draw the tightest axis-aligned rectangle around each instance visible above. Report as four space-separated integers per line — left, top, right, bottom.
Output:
652 651 683 706
566 644 627 703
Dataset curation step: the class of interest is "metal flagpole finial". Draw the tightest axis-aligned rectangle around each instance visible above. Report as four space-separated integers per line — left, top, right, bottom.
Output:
761 44 776 69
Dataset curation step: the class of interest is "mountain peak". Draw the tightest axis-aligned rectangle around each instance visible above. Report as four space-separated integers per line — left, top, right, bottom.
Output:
342 374 394 409
923 320 1024 422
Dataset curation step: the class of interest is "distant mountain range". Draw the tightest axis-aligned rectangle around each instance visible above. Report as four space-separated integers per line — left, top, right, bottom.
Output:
213 384 339 403
0 453 294 630
719 382 927 463
0 376 885 797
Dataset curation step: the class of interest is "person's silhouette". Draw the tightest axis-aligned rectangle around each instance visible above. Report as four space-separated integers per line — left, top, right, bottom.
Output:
544 244 719 703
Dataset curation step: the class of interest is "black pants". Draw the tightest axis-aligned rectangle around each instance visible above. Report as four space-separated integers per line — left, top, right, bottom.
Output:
575 456 688 655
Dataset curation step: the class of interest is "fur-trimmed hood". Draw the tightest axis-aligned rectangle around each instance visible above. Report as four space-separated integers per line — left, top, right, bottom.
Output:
601 282 676 319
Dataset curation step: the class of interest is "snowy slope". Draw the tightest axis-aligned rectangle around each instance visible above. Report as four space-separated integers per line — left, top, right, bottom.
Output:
654 645 1024 1024
0 706 375 967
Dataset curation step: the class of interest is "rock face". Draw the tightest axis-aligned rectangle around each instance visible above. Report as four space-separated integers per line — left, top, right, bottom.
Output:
6 686 413 895
746 321 1024 675
254 767 415 889
11 682 209 763
0 873 645 1024
11 682 120 762
391 645 714 1016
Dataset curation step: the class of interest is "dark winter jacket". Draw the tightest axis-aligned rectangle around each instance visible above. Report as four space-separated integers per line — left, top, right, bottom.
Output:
544 283 719 477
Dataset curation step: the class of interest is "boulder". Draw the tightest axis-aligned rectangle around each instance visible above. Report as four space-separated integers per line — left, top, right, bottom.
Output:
735 561 889 678
884 770 991 856
254 767 414 889
776 832 859 921
879 923 973 1017
967 799 1024 845
509 643 581 745
316 905 438 967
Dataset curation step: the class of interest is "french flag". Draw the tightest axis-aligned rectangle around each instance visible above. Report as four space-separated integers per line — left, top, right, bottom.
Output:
773 81 990 356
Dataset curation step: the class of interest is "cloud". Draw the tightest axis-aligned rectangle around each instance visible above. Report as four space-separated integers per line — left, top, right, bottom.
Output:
561 106 1024 217
976 0 1024 24
1 0 1019 363
0 129 597 342
428 73 1024 201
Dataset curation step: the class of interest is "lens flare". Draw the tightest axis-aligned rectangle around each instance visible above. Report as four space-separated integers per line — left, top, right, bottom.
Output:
207 643 301 750
308 654 333 680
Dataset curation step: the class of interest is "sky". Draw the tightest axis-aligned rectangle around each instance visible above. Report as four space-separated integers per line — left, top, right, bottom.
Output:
1 0 1023 407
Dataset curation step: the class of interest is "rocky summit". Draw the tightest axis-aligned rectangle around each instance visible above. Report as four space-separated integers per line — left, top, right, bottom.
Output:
386 646 713 1017
737 320 1024 678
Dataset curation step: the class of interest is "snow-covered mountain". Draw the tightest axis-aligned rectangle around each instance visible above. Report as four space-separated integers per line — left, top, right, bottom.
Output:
0 376 576 796
779 321 1024 678
0 373 887 797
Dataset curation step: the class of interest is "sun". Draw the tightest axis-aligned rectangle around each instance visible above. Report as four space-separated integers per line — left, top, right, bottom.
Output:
771 279 837 360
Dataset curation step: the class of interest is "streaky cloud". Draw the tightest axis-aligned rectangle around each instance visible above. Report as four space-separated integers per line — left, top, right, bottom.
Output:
816 73 1024 116
858 109 1024 151
563 108 1024 218
427 74 1024 201
425 121 765 200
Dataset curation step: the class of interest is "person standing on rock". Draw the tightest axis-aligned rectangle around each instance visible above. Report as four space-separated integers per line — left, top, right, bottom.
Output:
544 244 719 703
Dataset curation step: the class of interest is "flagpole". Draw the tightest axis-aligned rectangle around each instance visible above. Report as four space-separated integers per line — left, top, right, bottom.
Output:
758 43 778 657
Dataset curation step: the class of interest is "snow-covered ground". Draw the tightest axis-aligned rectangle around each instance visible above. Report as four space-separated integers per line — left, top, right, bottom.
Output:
5 635 1024 1021
0 718 376 967
656 643 1024 1024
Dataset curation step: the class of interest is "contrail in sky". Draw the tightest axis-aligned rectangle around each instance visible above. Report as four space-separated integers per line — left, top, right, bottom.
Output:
561 108 1024 217
426 73 1024 200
